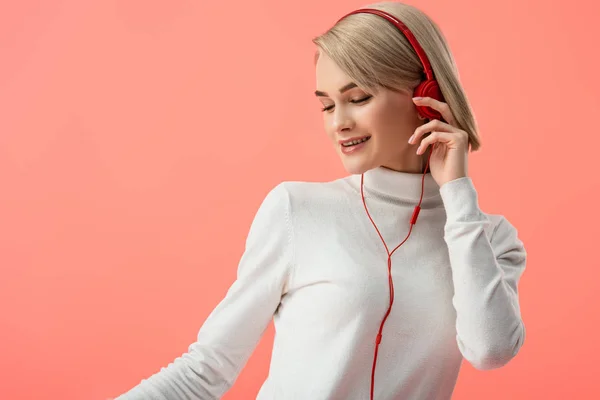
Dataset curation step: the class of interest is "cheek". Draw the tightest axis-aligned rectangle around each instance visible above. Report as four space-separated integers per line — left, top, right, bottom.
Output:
324 119 336 141
363 107 401 142
372 104 416 142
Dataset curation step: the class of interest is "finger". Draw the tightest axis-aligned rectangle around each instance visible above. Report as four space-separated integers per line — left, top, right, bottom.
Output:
412 97 455 126
409 119 454 145
416 131 453 155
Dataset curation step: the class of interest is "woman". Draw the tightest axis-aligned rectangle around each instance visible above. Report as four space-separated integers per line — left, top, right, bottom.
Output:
113 2 527 399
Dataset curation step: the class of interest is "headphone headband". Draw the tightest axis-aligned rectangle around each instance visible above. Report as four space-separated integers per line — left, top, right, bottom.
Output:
335 8 444 121
337 8 434 81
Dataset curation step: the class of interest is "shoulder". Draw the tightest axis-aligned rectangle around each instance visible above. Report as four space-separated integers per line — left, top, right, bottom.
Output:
275 176 353 209
253 178 346 221
253 178 355 231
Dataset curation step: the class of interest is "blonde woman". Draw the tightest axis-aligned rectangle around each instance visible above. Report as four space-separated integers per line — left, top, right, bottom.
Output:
113 2 527 399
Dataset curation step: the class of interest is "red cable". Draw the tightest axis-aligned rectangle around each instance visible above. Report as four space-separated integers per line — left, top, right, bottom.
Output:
362 148 433 400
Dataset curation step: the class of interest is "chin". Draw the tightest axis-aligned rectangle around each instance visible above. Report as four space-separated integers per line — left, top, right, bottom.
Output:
340 158 378 175
335 140 381 175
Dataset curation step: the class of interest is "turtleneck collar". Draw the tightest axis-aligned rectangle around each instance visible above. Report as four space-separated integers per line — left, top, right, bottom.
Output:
349 166 443 208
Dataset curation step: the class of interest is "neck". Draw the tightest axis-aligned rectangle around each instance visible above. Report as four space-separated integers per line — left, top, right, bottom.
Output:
351 165 442 208
380 145 431 174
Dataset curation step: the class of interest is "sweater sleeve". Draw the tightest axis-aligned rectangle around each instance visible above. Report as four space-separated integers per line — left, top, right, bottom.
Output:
115 182 294 400
438 177 527 371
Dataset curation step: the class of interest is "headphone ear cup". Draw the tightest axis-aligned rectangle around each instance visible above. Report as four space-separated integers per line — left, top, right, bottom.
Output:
414 80 444 121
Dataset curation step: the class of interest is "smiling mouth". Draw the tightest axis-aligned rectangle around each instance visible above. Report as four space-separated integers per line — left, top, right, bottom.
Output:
341 136 371 147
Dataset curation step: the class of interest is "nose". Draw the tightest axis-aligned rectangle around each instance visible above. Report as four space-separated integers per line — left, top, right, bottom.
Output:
331 108 354 133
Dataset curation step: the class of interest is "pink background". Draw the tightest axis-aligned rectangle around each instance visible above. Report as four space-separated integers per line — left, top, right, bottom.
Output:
1 0 599 399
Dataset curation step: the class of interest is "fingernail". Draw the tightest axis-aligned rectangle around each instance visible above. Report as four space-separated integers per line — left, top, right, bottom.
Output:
408 134 415 143
413 97 423 101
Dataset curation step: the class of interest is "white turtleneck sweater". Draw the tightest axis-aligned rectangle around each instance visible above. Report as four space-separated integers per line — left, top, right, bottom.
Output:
115 167 527 400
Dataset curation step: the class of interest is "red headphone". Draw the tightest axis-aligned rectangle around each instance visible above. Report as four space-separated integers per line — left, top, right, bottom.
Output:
335 8 445 399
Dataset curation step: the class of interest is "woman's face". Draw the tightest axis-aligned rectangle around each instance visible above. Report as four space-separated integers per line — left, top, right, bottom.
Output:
315 51 426 175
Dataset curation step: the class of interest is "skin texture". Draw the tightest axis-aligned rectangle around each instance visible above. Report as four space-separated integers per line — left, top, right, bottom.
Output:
315 50 430 175
315 50 469 186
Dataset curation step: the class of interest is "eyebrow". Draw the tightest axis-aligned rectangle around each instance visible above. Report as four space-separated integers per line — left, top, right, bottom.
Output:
314 82 358 97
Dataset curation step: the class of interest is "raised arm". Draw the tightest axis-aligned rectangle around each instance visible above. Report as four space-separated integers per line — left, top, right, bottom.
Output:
439 177 527 371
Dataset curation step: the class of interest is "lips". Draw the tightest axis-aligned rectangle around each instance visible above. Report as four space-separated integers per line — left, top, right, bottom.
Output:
338 135 371 145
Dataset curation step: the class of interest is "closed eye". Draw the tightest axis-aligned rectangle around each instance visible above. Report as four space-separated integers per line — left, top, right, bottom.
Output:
321 95 372 113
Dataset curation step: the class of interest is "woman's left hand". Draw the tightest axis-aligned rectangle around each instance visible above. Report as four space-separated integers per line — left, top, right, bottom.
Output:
408 96 470 187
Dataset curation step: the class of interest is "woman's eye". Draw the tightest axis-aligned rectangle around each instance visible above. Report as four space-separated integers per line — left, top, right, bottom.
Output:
320 95 372 112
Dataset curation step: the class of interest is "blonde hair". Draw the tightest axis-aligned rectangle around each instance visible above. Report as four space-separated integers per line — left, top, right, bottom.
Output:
312 1 481 151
